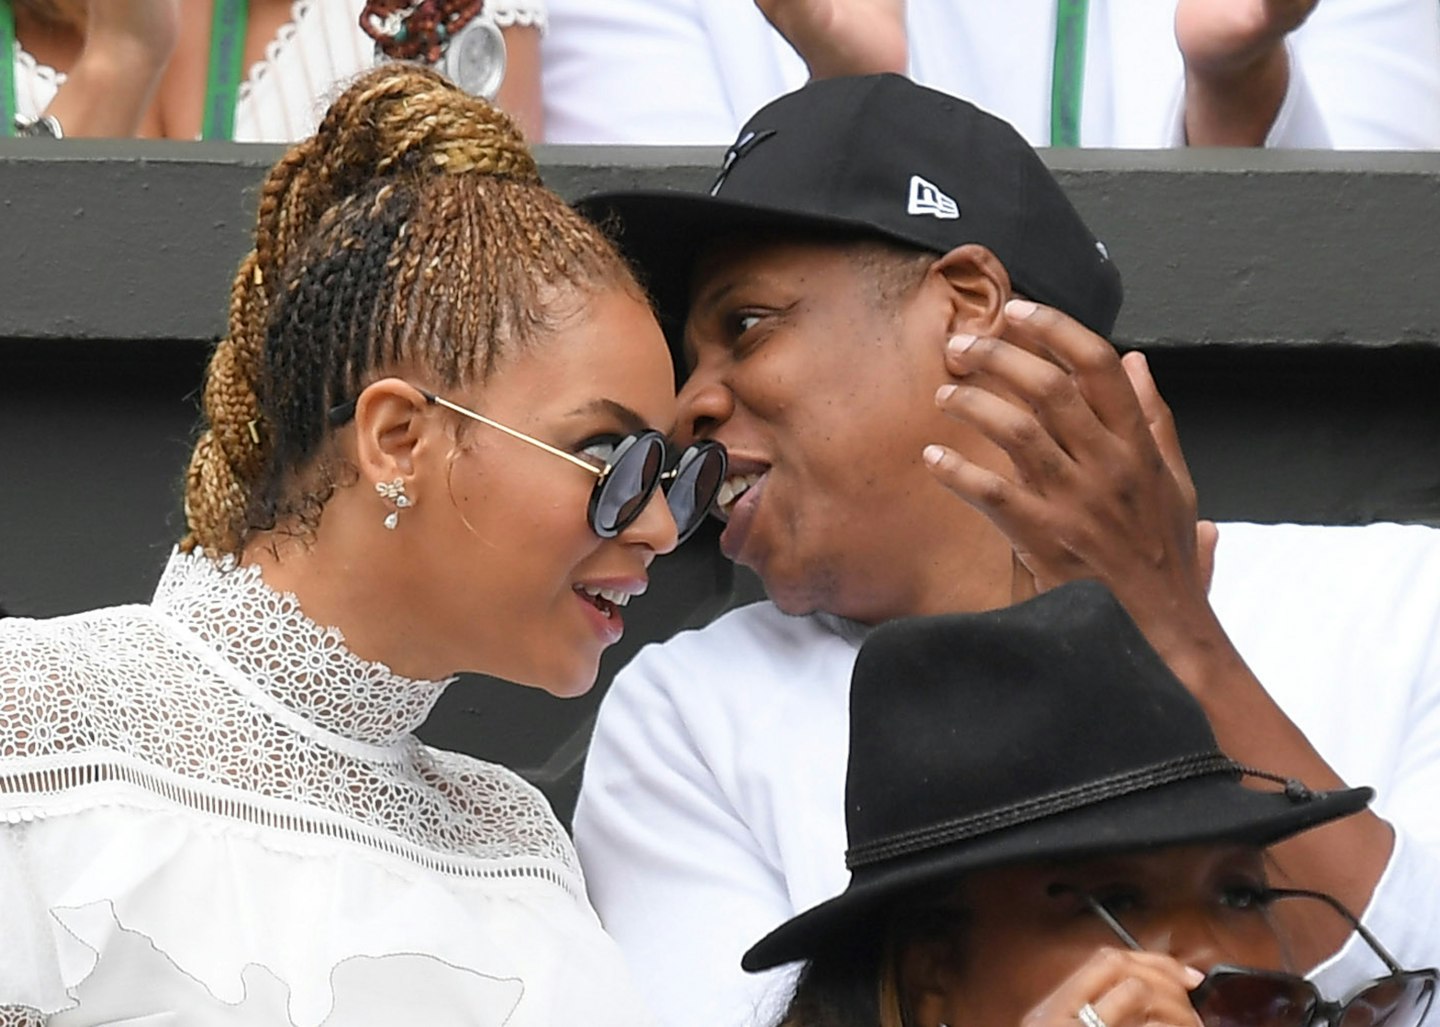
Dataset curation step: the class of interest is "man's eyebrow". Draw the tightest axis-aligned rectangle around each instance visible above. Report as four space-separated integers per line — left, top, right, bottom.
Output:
691 279 739 318
682 278 743 369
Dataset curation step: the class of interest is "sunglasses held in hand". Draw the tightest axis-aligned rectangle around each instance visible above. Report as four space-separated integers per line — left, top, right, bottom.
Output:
1066 886 1438 1027
328 387 727 543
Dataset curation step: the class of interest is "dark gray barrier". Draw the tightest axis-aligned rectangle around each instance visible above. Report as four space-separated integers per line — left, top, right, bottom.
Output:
3 141 1439 822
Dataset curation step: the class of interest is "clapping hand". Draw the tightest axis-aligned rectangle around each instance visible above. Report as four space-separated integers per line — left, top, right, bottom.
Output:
752 0 907 79
1176 0 1318 76
1174 0 1320 144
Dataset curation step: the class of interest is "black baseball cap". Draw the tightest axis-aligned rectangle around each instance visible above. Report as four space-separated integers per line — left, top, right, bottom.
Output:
579 73 1124 356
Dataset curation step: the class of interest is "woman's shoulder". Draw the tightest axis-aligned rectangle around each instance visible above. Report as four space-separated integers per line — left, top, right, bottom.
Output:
1 603 155 673
413 744 568 831
1 604 161 755
409 743 583 878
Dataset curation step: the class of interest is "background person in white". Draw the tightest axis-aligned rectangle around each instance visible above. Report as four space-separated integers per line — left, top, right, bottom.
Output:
572 75 1440 1027
542 0 1440 148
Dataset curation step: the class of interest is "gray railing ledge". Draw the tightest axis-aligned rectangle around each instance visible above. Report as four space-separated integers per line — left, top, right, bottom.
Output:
2 139 1438 348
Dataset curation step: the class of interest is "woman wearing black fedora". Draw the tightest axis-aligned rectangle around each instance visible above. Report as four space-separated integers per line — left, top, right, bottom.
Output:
747 581 1437 1027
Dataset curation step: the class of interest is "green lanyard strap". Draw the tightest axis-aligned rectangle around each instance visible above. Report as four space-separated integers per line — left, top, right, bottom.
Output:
202 0 249 141
1050 0 1089 148
1 2 18 137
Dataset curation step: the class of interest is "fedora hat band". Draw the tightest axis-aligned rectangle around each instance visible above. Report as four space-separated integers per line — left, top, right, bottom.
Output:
845 751 1241 870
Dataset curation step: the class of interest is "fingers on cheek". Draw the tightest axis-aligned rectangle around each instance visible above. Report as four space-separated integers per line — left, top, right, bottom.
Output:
935 382 1029 447
922 443 966 482
923 445 1004 505
1003 299 1081 364
944 333 982 374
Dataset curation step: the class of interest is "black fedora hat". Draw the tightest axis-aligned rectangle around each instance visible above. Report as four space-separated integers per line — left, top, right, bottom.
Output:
578 73 1123 358
742 580 1372 972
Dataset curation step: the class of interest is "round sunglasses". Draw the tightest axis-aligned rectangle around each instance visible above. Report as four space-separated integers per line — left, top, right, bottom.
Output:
1067 885 1438 1027
328 387 727 543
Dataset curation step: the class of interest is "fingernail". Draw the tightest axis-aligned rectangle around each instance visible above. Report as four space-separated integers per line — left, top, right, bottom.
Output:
1006 298 1037 320
923 445 946 466
935 384 957 404
1184 967 1205 988
947 333 977 354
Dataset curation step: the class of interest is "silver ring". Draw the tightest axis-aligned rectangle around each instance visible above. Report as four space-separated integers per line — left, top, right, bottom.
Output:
1077 1002 1108 1027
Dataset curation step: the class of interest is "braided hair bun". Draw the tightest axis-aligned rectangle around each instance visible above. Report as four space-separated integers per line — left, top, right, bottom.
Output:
182 65 634 556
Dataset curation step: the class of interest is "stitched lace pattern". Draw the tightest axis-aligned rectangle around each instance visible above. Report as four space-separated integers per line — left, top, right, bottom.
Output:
0 550 579 885
0 1007 43 1027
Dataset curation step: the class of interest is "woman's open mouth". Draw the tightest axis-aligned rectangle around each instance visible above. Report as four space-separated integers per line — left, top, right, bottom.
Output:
573 584 636 618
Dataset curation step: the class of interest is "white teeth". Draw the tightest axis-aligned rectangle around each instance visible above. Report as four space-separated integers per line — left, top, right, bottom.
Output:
717 473 763 512
577 584 641 607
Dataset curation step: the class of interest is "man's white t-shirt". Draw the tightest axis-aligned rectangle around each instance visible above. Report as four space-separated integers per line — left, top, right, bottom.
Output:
575 522 1440 1027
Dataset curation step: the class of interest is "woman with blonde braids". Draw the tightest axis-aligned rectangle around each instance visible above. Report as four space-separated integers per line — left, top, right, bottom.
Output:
0 64 721 1024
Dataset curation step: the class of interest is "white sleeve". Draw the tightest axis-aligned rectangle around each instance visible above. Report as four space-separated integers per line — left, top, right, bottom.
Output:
540 0 736 144
573 656 796 1027
1213 523 1440 987
1271 0 1440 149
1317 574 1440 986
1311 831 1440 993
1259 41 1331 149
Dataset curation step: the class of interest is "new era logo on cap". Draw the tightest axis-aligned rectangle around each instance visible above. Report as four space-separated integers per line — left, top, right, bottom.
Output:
907 175 959 220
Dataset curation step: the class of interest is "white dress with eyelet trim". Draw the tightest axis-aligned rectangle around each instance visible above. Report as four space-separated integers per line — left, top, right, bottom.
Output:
8 0 546 143
0 547 651 1026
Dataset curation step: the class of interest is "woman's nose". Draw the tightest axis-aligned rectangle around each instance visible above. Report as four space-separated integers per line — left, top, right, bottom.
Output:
621 483 680 556
1136 913 1232 974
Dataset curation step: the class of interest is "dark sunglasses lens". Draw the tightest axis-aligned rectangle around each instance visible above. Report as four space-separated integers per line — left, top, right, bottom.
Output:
666 443 727 541
1194 973 1318 1027
593 434 665 535
1341 976 1436 1027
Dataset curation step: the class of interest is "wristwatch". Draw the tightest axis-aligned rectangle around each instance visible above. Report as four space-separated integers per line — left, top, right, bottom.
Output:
14 112 64 139
435 11 506 101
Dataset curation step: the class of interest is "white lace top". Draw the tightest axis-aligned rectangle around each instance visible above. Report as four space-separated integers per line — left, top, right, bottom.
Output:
9 0 546 143
0 548 652 1026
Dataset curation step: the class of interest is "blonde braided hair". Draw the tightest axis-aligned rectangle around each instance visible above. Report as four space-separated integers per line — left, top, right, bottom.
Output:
181 64 638 555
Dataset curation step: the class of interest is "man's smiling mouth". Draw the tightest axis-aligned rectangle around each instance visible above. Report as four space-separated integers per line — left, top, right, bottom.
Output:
715 473 764 519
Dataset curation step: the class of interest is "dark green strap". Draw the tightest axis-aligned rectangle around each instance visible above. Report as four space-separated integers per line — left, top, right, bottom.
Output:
1050 0 1089 148
1 2 18 138
201 0 249 141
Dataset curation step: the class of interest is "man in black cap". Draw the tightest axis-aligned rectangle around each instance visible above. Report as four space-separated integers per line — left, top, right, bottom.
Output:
574 74 1440 1026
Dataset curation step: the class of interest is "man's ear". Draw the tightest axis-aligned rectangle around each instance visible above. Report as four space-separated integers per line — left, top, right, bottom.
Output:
928 243 1012 338
350 378 434 493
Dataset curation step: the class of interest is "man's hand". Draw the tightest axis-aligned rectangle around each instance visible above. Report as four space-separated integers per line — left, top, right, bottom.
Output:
923 300 1394 965
1175 0 1319 145
753 0 907 79
923 298 1220 675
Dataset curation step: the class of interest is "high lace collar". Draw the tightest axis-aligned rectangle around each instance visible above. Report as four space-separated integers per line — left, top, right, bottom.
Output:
152 548 453 748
